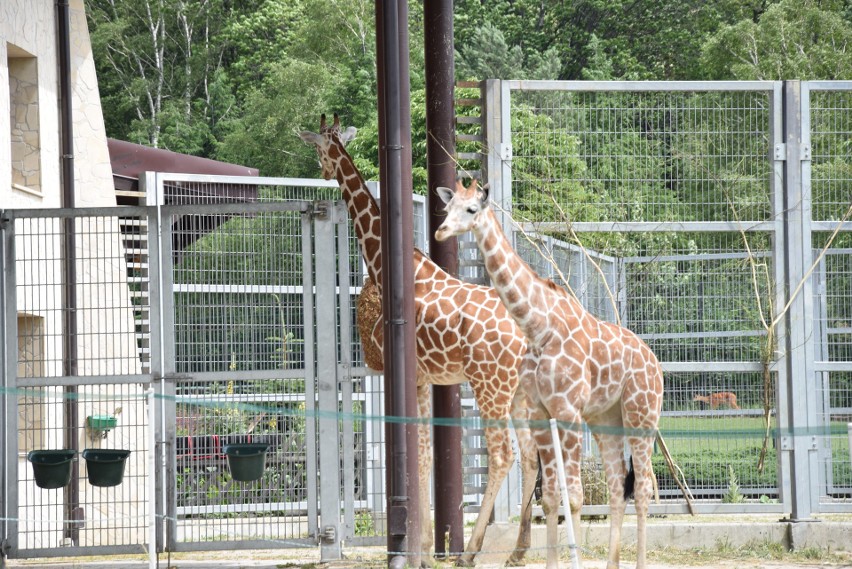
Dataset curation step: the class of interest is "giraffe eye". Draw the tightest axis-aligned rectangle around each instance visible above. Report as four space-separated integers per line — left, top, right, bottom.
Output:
467 206 478 214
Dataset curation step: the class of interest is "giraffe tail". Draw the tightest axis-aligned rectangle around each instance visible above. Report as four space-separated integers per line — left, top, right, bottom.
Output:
623 456 635 500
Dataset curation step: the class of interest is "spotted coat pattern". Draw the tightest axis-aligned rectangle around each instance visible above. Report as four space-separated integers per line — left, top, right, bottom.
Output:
436 179 664 569
300 115 538 567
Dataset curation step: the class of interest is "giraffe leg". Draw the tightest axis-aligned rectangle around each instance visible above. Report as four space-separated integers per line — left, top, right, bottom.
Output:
558 420 585 569
417 383 435 567
532 405 584 569
532 423 561 569
591 418 627 569
507 389 538 566
456 422 514 567
627 437 655 569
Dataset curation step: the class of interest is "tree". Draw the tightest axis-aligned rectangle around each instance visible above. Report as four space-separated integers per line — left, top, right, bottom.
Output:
455 22 561 81
87 0 238 153
702 0 852 80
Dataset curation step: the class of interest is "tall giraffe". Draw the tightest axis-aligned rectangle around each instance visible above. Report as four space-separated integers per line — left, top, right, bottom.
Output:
299 115 538 566
436 179 664 569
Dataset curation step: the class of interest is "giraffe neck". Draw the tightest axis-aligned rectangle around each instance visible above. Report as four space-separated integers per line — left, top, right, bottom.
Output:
472 208 550 335
330 143 382 284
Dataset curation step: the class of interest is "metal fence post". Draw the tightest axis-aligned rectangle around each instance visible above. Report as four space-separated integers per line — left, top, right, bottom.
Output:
335 201 356 542
482 80 509 232
142 171 177 552
0 211 17 559
781 80 818 521
314 201 342 561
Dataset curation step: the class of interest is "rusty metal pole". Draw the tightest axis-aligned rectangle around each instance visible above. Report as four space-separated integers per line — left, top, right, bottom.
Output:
423 0 463 559
376 1 420 567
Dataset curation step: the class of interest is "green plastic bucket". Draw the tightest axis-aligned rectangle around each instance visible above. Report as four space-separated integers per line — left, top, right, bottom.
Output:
224 443 269 482
82 448 131 487
28 450 76 489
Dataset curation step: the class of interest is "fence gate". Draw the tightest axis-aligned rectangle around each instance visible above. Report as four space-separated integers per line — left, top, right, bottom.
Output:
1 174 370 561
146 178 360 558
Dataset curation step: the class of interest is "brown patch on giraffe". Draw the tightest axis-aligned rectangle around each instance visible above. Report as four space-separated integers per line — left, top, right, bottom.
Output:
339 159 357 178
352 190 370 213
356 277 384 371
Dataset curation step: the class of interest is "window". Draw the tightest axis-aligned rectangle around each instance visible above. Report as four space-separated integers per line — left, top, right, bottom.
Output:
8 44 42 198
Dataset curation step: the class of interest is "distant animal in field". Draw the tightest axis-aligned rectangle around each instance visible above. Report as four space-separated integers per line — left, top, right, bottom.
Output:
694 392 740 410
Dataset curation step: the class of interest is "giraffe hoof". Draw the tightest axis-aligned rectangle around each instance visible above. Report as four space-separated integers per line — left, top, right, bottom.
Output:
455 555 476 567
505 553 526 567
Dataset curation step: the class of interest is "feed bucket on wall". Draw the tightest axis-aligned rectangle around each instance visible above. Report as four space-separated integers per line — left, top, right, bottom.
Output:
28 449 76 489
223 443 269 482
82 448 131 487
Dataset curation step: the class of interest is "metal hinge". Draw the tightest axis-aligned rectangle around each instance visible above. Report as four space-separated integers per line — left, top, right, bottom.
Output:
497 143 513 160
773 143 811 161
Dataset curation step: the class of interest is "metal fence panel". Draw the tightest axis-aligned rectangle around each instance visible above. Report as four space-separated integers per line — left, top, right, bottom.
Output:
2 209 152 557
479 80 843 515
807 82 852 510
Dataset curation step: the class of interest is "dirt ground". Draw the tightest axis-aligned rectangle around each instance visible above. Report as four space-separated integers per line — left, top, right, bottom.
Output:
7 514 852 569
9 546 852 569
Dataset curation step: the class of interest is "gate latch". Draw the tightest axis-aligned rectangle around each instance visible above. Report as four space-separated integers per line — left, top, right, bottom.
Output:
321 525 336 543
312 201 331 220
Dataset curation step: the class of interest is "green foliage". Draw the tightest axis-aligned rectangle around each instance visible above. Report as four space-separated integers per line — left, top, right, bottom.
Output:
89 0 852 174
455 22 561 82
217 59 333 176
355 510 376 536
702 0 852 80
723 464 746 503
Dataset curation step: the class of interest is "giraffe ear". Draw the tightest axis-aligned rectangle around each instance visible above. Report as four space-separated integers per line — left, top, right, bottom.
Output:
435 186 455 205
299 131 323 146
340 126 357 145
478 182 490 205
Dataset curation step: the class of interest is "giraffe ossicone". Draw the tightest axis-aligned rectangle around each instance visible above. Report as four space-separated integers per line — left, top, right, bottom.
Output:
437 178 664 569
300 115 539 567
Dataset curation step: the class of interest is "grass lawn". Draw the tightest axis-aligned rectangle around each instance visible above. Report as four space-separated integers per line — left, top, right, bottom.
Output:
650 414 851 495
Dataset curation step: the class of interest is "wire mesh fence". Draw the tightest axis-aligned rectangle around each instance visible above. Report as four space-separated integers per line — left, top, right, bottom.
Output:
484 80 852 515
2 80 851 564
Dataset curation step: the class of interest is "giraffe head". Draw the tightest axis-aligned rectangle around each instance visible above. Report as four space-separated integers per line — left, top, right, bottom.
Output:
299 113 357 180
434 178 490 242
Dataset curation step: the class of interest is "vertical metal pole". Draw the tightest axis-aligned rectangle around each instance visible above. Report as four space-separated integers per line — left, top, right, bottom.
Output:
781 80 817 521
549 419 581 569
147 173 179 550
482 80 505 227
147 387 157 569
769 83 794 509
315 201 342 561
1 212 18 557
336 201 356 542
57 0 81 544
142 172 166 553
377 1 420 566
301 206 319 539
424 0 463 558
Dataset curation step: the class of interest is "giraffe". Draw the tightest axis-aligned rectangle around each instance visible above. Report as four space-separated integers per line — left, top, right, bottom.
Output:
299 114 539 567
435 179 664 569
